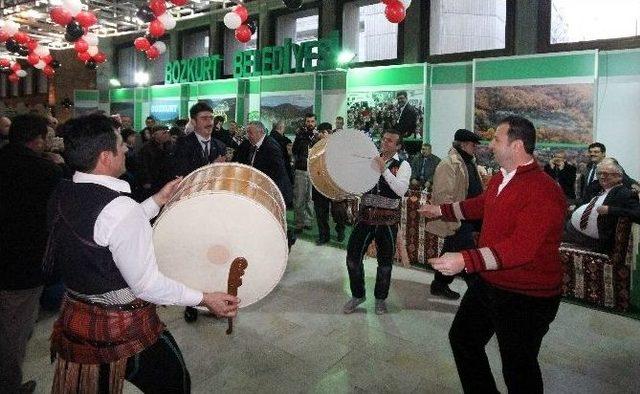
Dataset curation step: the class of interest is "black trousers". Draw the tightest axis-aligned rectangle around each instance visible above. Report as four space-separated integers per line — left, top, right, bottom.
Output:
433 222 476 286
99 330 190 393
346 222 398 300
313 191 345 241
449 277 560 394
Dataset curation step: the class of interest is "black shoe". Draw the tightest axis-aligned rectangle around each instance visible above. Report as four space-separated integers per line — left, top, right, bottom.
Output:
430 283 460 300
20 380 36 394
336 232 345 242
315 238 329 246
184 306 198 322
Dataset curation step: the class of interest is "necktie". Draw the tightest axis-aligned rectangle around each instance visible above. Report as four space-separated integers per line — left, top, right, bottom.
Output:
579 192 603 230
586 166 595 184
249 145 257 166
203 140 210 161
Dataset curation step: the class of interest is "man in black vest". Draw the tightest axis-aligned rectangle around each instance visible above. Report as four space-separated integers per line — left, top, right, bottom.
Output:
45 114 238 393
0 114 62 394
343 129 411 315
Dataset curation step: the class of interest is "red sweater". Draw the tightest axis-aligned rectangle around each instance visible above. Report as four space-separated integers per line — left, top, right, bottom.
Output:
440 162 567 297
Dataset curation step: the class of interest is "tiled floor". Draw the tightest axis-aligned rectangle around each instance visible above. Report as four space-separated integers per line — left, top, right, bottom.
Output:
22 240 640 393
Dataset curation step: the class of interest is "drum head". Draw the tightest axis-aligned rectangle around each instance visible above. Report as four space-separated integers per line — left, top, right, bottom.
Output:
153 192 288 308
325 129 379 195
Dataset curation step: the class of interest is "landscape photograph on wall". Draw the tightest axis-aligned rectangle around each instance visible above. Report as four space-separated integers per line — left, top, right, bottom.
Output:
260 92 314 134
474 83 594 145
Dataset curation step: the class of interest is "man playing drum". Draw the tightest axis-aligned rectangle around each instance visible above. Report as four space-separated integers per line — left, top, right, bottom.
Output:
45 114 239 393
343 129 411 315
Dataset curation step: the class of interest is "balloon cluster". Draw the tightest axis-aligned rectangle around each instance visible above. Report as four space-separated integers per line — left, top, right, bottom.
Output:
381 0 411 24
50 0 106 70
135 0 183 60
0 20 61 81
223 4 255 44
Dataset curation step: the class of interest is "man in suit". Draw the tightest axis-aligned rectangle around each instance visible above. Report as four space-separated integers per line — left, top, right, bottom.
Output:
0 114 63 393
544 150 577 202
579 142 639 204
564 158 640 254
394 90 418 138
410 143 441 191
171 102 226 322
269 120 294 184
171 102 226 179
138 125 172 198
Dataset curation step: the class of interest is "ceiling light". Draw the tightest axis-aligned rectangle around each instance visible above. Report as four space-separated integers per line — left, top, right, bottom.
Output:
109 78 121 87
134 71 149 86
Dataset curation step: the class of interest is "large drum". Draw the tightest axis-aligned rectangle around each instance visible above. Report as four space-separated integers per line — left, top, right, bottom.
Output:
308 129 380 200
153 163 288 308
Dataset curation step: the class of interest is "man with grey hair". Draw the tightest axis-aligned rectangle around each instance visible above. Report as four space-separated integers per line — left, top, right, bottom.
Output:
0 116 10 149
564 157 640 253
269 120 293 183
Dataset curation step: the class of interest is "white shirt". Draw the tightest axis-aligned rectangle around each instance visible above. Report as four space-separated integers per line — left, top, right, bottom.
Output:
570 187 612 239
195 132 211 155
382 153 411 197
497 159 534 195
73 172 203 306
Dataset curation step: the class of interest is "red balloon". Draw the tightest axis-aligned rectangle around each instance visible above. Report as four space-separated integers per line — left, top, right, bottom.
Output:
94 52 107 63
170 0 187 5
385 1 406 24
27 53 40 65
134 37 151 51
27 39 39 51
74 39 89 52
14 32 29 44
149 0 166 16
148 20 165 37
235 25 252 43
10 62 21 71
77 51 92 62
50 7 73 26
76 11 98 28
0 58 10 67
42 55 53 64
146 46 160 59
43 66 55 77
233 5 249 23
0 31 9 42
8 73 19 83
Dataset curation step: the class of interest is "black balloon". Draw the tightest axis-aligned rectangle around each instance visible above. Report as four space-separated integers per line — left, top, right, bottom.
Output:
136 6 156 23
65 20 84 42
282 0 303 9
247 19 258 35
5 38 19 53
51 60 62 69
145 34 157 45
18 46 30 56
85 59 97 70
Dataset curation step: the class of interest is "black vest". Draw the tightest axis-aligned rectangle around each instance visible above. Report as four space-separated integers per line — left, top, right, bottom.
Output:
366 157 404 199
47 180 129 295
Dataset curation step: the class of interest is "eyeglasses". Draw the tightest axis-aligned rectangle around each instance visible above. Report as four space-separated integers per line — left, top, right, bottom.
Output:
596 172 620 178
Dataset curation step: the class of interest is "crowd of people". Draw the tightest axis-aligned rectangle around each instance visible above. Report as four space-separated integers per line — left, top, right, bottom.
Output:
1 102 640 393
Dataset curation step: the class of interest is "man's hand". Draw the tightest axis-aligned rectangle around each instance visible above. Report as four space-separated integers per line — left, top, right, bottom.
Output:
596 205 609 215
428 253 466 276
200 292 240 317
417 203 442 218
373 156 386 173
152 177 182 206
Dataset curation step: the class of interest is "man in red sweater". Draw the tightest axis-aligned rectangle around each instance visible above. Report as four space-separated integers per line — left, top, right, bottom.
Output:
419 116 566 393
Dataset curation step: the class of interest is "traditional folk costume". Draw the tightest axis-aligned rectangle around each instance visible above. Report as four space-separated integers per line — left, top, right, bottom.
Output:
345 154 411 300
45 173 202 393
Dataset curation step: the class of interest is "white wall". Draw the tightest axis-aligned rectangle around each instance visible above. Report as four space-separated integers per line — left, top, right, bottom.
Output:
429 83 473 158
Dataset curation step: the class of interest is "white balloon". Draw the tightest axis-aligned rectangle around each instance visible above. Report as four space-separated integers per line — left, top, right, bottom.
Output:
83 32 99 47
34 60 46 70
34 46 50 57
223 12 241 30
401 0 411 8
152 41 167 54
62 0 83 17
157 13 176 30
87 45 99 56
16 69 27 77
3 20 19 36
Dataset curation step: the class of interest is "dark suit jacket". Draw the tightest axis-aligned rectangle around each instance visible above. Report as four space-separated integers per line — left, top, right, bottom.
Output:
170 132 226 177
238 136 293 208
0 143 63 289
596 184 640 254
213 128 239 150
269 131 294 183
544 162 577 200
395 103 418 137
579 162 639 205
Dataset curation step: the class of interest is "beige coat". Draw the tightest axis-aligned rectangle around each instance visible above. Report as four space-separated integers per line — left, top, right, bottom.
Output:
424 147 482 237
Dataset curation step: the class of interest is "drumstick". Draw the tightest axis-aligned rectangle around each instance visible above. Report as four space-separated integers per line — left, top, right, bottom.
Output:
226 257 248 335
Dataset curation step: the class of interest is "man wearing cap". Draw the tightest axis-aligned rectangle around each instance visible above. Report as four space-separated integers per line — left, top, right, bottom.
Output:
425 129 484 299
